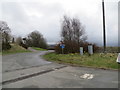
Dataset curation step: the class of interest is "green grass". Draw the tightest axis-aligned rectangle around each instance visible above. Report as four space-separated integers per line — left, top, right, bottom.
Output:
43 52 120 70
2 44 31 55
31 47 47 51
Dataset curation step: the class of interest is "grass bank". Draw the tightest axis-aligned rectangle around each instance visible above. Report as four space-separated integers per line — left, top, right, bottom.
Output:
99 47 120 53
31 47 47 51
2 44 31 55
43 52 119 70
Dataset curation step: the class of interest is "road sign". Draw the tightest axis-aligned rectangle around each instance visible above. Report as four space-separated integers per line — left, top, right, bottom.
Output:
60 44 65 54
60 44 65 49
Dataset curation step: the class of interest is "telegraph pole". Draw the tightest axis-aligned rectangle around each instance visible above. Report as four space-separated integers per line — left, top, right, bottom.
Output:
102 0 106 53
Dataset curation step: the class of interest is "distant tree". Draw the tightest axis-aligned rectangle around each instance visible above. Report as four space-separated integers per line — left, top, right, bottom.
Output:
60 16 87 53
0 21 11 50
26 30 47 49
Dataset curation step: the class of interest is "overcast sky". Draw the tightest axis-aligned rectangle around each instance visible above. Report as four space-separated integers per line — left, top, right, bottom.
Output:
0 0 119 46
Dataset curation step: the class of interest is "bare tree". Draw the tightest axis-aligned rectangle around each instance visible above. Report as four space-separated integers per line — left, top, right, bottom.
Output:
61 16 87 53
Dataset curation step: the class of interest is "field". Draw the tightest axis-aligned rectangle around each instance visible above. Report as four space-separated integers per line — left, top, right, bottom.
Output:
2 44 31 55
31 47 47 51
43 52 119 70
99 47 119 53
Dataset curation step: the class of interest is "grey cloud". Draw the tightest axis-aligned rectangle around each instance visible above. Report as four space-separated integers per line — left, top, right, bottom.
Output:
1 1 118 46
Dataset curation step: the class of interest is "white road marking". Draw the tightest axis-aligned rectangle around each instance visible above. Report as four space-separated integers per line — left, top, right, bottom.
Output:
80 74 94 79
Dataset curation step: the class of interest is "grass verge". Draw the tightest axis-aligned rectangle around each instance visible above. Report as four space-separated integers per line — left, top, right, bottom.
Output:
2 44 31 55
43 52 120 70
31 47 47 51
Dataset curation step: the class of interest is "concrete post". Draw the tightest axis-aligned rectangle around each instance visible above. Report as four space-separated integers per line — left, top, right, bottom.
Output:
80 47 83 55
88 45 93 55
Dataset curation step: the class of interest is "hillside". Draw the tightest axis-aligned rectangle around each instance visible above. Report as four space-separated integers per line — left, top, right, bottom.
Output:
2 44 31 55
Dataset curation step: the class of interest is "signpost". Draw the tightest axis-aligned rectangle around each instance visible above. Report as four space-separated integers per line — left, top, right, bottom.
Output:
60 44 65 54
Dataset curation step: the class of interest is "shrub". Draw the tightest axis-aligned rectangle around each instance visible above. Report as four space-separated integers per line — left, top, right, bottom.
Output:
16 37 28 49
93 43 100 53
55 44 62 54
2 42 11 50
55 41 100 54
26 30 48 49
21 43 28 49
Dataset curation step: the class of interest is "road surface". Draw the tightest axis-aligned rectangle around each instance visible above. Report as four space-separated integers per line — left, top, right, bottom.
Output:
2 50 52 73
2 50 119 88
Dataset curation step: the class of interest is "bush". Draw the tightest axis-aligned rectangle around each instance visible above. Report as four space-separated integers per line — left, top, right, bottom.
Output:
55 41 80 54
80 42 100 53
55 41 100 54
16 37 28 49
26 30 48 49
93 43 100 53
55 44 62 54
80 42 88 52
2 42 11 50
21 43 28 49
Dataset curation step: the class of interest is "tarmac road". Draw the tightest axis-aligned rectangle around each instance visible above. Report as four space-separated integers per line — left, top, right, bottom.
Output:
2 65 118 88
2 51 52 73
2 50 119 88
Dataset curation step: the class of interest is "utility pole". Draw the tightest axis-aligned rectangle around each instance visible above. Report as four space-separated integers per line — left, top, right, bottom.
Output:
102 0 106 53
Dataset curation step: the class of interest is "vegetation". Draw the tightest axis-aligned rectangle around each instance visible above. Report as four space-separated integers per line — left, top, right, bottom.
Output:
99 47 120 53
15 31 48 50
55 15 99 54
16 37 28 49
2 44 31 55
26 30 48 49
0 21 11 50
31 47 47 51
1 21 48 53
43 52 119 70
57 16 87 53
